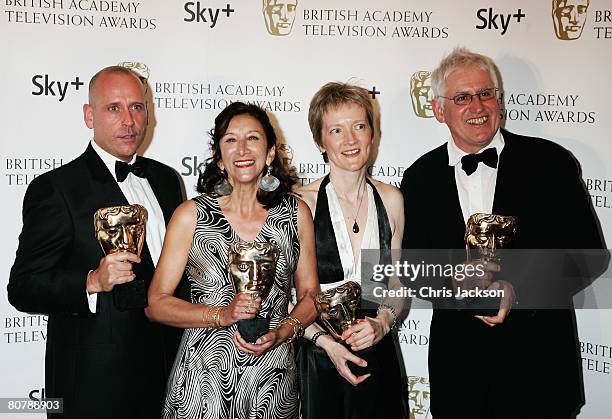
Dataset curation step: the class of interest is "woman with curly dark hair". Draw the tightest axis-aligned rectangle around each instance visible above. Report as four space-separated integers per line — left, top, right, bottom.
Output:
146 102 319 419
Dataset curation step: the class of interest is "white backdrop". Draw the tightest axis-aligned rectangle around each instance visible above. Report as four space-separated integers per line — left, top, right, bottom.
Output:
1 1 611 417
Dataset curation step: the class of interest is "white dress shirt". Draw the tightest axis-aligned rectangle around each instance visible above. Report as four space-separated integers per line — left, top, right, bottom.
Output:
87 140 166 312
447 130 505 223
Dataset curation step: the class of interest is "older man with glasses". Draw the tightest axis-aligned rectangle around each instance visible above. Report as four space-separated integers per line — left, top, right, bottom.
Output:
400 47 607 419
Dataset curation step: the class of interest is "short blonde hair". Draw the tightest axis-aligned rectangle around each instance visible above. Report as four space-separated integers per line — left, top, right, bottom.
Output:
308 82 375 147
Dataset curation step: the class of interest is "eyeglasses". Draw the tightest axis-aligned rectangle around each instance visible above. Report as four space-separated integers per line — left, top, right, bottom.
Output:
438 88 499 106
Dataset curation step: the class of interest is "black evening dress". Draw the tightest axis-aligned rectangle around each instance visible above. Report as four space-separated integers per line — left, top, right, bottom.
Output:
296 175 408 419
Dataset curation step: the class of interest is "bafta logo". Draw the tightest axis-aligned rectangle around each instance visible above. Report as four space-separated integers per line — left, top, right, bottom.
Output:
315 281 361 340
229 241 279 343
407 376 431 419
94 204 147 257
118 61 150 82
410 71 434 118
263 0 298 36
552 0 590 40
94 204 148 310
316 282 372 375
465 213 517 264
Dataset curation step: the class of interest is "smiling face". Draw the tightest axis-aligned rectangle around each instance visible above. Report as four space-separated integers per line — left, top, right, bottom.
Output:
432 67 501 154
84 71 147 162
217 113 275 188
318 102 373 173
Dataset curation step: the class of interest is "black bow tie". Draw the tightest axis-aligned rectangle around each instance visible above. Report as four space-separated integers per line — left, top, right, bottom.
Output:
461 147 498 176
115 157 147 182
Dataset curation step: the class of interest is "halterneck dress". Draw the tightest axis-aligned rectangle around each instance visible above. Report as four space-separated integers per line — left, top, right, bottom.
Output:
296 175 408 419
163 193 300 419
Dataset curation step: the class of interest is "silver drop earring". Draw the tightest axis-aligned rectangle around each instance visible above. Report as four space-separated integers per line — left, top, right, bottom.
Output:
213 170 233 196
259 165 280 192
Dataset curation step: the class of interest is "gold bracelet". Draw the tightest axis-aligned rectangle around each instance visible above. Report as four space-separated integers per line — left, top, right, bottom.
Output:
278 316 304 343
277 318 295 342
202 305 225 329
202 306 212 327
212 306 223 329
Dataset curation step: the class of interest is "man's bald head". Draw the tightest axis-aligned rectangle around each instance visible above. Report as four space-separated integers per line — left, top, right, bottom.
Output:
88 66 145 103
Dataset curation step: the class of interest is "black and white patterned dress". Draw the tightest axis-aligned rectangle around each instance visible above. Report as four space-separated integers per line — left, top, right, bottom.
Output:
163 193 300 419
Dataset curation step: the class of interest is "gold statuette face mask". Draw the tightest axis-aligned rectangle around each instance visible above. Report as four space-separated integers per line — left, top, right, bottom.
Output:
315 281 362 340
94 204 148 256
465 213 517 263
228 241 280 343
229 241 279 300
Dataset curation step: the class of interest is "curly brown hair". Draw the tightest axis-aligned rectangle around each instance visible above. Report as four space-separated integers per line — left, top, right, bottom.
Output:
197 102 297 209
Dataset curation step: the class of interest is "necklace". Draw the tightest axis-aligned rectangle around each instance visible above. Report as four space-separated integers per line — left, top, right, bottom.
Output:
351 181 367 234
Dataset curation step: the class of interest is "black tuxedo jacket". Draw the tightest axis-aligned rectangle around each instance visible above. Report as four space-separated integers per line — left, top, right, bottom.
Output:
8 145 186 419
400 129 606 417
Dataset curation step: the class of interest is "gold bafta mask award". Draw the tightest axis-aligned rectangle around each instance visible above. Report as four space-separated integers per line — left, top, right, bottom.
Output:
315 281 370 375
315 281 362 340
94 204 148 310
465 213 517 264
228 241 279 343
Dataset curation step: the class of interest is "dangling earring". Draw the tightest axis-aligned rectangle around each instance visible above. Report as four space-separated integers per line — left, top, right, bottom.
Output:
213 170 233 196
259 165 280 192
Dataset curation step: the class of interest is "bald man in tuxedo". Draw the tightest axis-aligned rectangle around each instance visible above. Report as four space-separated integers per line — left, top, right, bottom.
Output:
9 66 187 418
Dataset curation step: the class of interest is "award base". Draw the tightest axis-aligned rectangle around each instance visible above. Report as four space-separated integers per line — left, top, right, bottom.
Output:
113 278 147 311
461 296 502 317
237 318 270 344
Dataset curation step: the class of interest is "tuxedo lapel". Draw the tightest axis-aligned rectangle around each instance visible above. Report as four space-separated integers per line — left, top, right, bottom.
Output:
438 154 466 249
492 130 520 216
407 143 466 249
83 144 130 207
83 145 156 270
